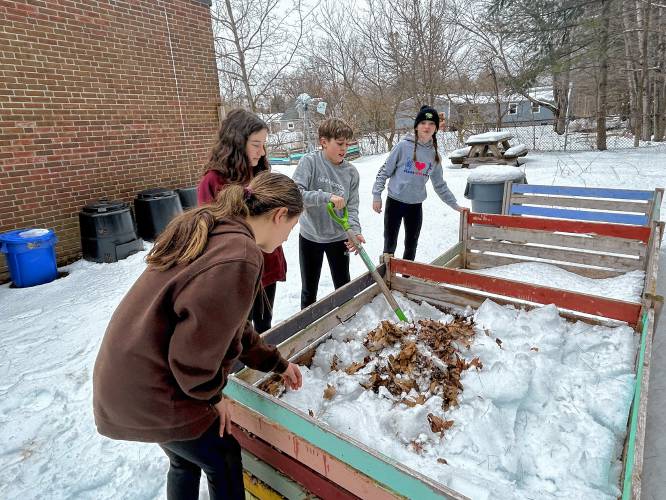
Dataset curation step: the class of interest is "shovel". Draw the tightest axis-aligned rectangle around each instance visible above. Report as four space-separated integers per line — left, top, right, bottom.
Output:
327 202 408 322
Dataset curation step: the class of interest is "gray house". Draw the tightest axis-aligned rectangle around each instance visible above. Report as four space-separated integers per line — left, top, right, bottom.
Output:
396 87 556 130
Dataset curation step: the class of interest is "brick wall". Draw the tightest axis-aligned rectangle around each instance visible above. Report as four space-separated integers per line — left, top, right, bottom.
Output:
0 0 220 281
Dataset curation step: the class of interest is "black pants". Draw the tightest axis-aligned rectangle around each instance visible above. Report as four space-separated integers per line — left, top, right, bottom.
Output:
299 235 350 309
159 420 244 500
250 282 276 333
383 197 423 261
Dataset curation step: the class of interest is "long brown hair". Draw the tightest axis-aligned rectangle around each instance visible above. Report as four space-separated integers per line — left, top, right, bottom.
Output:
147 172 303 270
205 108 270 184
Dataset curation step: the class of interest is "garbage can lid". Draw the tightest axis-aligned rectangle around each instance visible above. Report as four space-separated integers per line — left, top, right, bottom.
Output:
82 199 129 214
467 165 526 184
136 188 176 200
0 228 55 244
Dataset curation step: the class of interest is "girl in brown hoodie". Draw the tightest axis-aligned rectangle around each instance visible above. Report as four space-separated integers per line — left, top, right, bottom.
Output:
93 172 303 500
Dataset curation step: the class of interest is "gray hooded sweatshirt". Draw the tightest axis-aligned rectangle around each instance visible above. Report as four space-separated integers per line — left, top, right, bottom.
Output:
292 151 361 243
372 135 460 209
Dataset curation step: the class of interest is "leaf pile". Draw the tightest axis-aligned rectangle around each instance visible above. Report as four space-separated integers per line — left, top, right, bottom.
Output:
359 317 480 413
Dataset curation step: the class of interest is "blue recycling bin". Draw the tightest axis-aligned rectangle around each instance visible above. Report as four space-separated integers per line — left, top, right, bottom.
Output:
0 228 58 287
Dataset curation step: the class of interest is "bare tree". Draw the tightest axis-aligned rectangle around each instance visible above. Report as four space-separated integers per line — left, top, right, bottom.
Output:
212 0 314 111
596 0 612 150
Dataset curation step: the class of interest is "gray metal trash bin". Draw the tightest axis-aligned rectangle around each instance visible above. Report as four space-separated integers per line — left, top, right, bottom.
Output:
464 165 526 214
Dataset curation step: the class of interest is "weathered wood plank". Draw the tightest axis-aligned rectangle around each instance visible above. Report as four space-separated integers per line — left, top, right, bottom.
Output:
467 239 644 272
390 258 641 325
622 309 655 499
225 381 469 500
242 450 313 500
262 266 383 346
509 194 649 214
237 284 381 385
234 423 366 500
511 184 655 201
431 241 464 267
469 224 647 257
508 204 649 225
465 252 624 278
391 276 624 328
467 212 651 243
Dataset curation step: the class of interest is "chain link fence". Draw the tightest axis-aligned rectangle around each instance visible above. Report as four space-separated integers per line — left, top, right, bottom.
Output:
359 116 666 156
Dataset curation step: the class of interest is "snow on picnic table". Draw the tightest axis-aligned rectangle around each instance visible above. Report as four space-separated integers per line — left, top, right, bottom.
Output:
0 146 665 499
466 131 513 144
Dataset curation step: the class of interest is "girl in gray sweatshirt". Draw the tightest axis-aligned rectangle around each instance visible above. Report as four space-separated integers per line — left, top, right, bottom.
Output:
372 105 461 261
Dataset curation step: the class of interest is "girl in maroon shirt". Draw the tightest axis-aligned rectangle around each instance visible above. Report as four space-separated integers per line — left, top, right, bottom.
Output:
198 109 287 333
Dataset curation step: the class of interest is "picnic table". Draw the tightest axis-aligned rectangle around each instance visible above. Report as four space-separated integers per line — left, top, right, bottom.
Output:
448 131 528 168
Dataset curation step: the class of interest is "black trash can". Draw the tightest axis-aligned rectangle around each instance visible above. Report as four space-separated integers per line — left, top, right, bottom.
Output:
79 200 144 263
464 165 526 214
176 186 198 211
134 188 183 241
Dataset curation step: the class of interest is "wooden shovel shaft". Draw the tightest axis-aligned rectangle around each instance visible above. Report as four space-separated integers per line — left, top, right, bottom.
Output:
346 230 408 322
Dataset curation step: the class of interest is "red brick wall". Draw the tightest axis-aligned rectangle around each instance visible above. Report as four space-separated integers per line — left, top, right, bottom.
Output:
0 0 220 281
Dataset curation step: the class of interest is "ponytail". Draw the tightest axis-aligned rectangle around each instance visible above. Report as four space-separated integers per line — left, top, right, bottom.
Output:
147 172 303 270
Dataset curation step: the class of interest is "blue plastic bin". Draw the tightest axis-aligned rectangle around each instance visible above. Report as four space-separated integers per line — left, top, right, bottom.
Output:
0 228 58 287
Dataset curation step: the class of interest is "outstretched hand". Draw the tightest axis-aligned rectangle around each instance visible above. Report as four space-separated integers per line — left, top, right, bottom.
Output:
346 233 365 254
213 398 232 436
281 362 302 390
372 200 382 213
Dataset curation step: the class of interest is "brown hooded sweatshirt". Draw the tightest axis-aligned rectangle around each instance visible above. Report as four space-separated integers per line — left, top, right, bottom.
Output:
93 217 288 443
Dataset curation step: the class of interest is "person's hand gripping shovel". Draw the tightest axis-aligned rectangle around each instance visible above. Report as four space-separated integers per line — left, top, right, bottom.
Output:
327 202 408 322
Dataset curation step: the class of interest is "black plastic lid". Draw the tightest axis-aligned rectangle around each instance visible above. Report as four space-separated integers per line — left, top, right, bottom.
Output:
136 188 176 200
176 186 197 193
82 199 129 213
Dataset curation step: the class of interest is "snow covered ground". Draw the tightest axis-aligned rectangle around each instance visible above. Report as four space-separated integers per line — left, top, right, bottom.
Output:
1 146 665 498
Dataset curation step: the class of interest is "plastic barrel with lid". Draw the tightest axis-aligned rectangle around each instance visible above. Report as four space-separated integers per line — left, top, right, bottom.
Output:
79 200 144 263
176 187 198 211
134 188 183 241
464 165 526 214
0 228 58 287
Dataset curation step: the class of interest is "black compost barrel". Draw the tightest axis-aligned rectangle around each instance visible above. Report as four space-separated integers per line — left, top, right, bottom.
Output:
134 188 183 241
79 200 143 263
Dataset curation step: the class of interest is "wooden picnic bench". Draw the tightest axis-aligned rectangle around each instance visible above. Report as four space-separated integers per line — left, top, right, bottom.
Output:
453 131 528 168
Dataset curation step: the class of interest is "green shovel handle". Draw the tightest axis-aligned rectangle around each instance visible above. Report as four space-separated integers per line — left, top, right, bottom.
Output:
327 202 350 231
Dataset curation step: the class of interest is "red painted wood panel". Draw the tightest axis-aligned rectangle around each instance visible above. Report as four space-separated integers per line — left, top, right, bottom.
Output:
467 212 651 243
391 259 641 325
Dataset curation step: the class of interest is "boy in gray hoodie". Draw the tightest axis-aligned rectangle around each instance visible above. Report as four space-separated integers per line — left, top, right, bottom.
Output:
372 105 461 261
292 118 364 309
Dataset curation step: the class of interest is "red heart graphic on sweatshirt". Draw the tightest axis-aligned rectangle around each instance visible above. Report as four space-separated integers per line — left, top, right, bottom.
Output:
415 161 426 171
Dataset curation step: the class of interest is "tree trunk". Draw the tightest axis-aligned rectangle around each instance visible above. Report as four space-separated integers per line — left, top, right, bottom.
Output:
553 70 570 135
223 0 255 111
622 0 640 142
640 0 653 141
652 6 665 141
596 0 611 151
489 63 503 130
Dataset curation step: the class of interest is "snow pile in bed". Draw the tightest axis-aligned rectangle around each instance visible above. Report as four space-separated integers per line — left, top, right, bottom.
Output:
281 293 638 500
474 262 645 302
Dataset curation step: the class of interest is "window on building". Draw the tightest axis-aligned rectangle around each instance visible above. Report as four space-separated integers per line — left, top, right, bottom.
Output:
508 103 518 115
531 102 541 114
288 122 295 129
